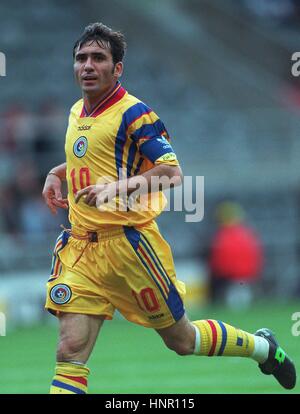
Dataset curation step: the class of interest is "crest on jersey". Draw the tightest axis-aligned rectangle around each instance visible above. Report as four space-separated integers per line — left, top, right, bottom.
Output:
50 284 72 305
73 136 88 158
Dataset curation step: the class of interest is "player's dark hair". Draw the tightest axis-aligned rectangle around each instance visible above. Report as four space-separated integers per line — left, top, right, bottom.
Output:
73 22 126 64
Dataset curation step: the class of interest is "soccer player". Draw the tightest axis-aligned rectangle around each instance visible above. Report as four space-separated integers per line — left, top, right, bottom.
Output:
42 23 296 394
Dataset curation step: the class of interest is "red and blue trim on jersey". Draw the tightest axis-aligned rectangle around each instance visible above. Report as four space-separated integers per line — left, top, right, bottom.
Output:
80 81 126 118
127 141 138 178
123 226 184 322
114 101 171 179
133 157 144 176
131 119 168 143
115 102 152 179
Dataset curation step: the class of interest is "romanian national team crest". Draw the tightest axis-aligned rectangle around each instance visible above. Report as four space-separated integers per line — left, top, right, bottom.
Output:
50 284 72 305
73 136 88 158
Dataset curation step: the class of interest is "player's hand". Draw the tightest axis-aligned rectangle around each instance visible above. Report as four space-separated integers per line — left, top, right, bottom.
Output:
42 174 69 215
75 183 118 207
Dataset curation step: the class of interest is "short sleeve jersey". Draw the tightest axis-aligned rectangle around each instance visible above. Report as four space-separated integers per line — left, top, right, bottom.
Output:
65 81 179 229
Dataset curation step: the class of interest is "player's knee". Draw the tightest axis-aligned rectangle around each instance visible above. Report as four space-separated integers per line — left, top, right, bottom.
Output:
57 335 88 361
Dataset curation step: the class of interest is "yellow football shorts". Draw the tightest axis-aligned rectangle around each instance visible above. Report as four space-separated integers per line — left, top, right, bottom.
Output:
45 220 186 329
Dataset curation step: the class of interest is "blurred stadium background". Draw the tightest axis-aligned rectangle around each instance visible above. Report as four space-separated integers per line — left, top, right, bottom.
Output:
0 0 300 394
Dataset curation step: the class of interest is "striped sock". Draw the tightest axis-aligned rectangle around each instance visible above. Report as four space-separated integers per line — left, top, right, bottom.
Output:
192 320 255 357
50 362 89 394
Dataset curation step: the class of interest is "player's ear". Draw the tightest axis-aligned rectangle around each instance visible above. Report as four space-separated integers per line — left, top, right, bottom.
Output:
114 62 123 78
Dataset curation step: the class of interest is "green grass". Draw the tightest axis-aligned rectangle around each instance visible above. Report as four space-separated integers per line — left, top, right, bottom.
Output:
0 301 299 394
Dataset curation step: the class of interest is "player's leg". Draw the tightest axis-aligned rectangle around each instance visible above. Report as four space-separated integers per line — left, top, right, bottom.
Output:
46 229 116 394
105 222 296 390
155 314 195 355
50 313 104 394
156 313 259 358
156 313 296 389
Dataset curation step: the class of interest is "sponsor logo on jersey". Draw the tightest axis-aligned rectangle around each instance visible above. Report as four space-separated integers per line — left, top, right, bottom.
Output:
148 313 164 320
78 125 91 131
157 136 172 149
73 136 88 158
50 284 72 305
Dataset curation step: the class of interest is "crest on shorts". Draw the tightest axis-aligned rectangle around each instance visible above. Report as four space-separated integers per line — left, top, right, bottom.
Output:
73 136 88 158
50 284 72 305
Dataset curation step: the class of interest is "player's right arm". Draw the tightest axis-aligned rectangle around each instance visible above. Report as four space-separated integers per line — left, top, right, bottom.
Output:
42 162 68 215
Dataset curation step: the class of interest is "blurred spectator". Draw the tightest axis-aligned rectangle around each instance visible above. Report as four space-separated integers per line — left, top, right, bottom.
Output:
293 0 300 18
208 201 264 309
1 104 23 153
15 160 66 242
280 78 300 111
242 0 297 23
0 100 67 247
1 104 33 154
31 99 66 176
0 182 20 236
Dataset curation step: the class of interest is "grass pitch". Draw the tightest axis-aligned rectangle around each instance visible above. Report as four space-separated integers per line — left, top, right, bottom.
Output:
0 301 299 394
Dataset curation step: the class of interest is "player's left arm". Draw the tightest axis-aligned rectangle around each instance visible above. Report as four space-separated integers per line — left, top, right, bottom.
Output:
119 119 183 196
119 163 183 194
75 163 183 207
75 107 182 206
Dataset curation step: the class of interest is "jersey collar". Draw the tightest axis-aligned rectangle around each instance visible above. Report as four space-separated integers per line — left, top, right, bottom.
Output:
80 81 126 118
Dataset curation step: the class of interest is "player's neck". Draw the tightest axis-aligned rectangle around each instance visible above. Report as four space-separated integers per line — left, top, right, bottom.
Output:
83 94 105 114
83 82 118 115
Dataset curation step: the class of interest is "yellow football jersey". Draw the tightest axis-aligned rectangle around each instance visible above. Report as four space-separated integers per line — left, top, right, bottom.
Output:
65 81 179 230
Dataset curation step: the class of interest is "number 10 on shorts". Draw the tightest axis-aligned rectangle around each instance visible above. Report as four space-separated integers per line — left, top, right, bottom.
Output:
132 288 160 312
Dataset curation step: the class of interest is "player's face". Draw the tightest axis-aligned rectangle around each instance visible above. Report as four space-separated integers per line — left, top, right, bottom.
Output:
74 41 123 97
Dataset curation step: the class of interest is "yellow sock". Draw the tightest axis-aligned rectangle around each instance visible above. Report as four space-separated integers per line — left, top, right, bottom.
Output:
192 320 255 357
50 362 89 394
